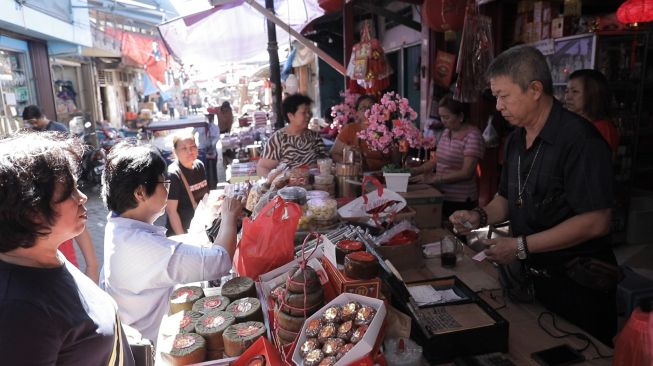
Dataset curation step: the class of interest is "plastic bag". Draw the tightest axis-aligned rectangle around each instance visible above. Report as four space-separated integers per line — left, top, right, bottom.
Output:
375 220 420 246
337 176 407 224
233 196 302 279
482 115 499 148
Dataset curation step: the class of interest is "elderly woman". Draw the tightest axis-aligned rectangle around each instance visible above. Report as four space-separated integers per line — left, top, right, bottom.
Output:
166 133 209 236
564 69 619 154
103 140 242 343
256 93 329 177
0 131 134 365
330 95 395 171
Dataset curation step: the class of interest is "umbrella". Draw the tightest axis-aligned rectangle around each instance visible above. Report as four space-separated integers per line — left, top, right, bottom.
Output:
158 0 324 71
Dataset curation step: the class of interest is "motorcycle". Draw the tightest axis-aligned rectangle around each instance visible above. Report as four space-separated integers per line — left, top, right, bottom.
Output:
76 121 106 189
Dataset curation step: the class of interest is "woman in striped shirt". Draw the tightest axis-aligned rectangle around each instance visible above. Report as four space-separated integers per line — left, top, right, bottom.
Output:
411 95 485 221
257 94 329 177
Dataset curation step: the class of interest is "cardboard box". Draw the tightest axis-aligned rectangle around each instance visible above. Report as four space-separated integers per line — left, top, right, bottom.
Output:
375 238 424 271
398 185 443 229
533 21 543 41
322 257 381 299
292 293 387 366
551 16 573 38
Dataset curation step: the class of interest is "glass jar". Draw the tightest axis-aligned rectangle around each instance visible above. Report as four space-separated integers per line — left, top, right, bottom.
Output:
278 186 307 206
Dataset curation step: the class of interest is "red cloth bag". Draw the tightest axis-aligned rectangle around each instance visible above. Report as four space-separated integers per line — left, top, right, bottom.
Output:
233 196 301 279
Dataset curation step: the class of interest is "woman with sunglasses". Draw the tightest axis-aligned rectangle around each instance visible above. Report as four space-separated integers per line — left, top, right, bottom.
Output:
102 140 243 344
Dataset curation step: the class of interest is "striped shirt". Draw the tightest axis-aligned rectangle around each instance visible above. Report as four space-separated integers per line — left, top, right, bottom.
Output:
262 128 329 168
436 127 484 202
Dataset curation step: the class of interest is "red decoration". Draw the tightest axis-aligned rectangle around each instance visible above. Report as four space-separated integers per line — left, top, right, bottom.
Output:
318 0 343 13
617 0 653 24
346 21 392 96
423 0 466 32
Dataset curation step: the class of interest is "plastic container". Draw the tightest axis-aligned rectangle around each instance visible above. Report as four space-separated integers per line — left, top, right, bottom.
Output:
278 186 307 206
314 174 334 185
384 337 423 366
306 190 330 200
307 197 337 221
317 158 333 175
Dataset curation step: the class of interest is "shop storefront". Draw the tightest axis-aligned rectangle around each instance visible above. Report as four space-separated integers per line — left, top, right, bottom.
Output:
0 35 37 135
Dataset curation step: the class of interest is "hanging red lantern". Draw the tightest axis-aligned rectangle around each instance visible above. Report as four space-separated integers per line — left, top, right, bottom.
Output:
423 0 466 32
617 0 653 24
318 0 343 13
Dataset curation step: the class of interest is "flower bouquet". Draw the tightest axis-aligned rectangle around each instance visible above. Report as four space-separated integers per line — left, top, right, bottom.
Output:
330 90 360 132
357 91 422 191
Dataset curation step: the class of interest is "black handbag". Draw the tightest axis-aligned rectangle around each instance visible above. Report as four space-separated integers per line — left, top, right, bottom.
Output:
497 260 535 303
565 257 624 292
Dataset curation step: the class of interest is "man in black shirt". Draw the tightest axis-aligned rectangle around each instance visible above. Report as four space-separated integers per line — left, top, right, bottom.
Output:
450 45 617 346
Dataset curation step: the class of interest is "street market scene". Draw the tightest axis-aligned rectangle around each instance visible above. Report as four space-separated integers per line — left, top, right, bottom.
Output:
1 0 653 365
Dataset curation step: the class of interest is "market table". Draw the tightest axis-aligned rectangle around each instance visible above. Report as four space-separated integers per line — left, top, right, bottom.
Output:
396 228 613 365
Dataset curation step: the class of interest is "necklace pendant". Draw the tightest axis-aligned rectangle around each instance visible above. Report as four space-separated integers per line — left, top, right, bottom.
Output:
516 197 523 208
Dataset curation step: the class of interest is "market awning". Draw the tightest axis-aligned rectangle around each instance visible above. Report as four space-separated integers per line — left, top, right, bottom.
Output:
157 0 342 73
146 115 208 132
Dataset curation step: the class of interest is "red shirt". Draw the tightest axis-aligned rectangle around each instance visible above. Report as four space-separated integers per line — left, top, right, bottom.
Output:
592 119 619 153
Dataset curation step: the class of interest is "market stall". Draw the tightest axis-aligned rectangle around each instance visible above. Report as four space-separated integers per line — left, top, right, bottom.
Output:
140 140 620 365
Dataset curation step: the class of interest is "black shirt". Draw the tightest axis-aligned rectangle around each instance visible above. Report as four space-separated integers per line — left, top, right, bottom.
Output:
166 160 208 234
498 100 614 264
0 258 135 365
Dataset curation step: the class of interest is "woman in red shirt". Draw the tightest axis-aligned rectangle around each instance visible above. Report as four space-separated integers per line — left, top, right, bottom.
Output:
565 69 619 154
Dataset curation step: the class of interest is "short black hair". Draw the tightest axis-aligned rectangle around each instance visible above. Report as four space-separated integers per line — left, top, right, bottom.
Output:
282 93 313 123
0 131 83 252
102 139 167 214
22 105 43 121
355 95 377 111
486 45 553 96
438 94 468 119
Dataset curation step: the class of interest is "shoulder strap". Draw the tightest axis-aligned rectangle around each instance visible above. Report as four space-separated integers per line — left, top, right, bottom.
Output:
175 165 197 209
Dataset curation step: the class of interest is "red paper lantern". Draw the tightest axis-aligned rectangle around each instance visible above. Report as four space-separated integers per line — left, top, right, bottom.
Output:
423 0 466 32
318 0 343 13
617 0 653 24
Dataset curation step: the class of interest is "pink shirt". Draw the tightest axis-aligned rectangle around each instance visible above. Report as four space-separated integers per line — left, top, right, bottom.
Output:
436 127 484 202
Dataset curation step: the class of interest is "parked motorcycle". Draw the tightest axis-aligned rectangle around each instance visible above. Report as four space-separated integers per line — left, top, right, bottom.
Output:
76 122 106 189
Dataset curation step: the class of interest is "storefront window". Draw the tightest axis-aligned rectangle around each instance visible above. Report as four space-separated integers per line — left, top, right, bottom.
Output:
0 36 36 135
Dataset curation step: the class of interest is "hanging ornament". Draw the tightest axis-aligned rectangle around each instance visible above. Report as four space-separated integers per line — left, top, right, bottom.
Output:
423 0 466 33
318 0 343 13
617 0 653 24
345 20 392 96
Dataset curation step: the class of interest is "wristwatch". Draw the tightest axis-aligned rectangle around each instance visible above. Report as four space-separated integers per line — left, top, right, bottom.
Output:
516 236 528 260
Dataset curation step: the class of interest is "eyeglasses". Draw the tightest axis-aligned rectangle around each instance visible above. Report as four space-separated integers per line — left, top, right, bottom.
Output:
146 180 171 190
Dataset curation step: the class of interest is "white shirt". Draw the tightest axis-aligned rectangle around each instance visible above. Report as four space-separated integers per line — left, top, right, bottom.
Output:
103 214 231 343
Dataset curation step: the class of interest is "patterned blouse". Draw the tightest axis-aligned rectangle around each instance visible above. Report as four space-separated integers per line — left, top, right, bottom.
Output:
262 128 329 168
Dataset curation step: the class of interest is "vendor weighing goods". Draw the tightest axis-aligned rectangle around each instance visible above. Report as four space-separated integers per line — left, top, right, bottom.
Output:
192 295 230 314
226 297 263 323
161 332 207 366
222 321 266 357
221 276 256 301
195 310 235 356
169 286 204 314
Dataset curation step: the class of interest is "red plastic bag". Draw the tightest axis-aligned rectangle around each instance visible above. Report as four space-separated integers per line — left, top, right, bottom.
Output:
233 196 302 279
